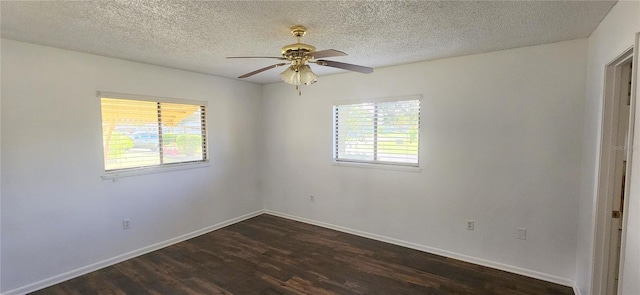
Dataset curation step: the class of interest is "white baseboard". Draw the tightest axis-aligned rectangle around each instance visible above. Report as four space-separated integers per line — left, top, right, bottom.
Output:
265 210 577 289
573 283 582 295
1 209 265 295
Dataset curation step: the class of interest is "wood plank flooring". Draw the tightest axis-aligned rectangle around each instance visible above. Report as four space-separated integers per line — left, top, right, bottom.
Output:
31 214 574 295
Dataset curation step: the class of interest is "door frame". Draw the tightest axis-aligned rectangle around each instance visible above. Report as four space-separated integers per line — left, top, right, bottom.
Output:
592 37 638 295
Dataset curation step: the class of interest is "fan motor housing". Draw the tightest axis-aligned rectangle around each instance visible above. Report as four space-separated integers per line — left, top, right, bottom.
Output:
281 43 316 59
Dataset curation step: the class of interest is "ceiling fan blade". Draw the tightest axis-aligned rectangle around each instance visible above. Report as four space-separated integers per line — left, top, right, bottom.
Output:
305 49 347 59
238 63 287 78
227 56 286 60
316 60 373 74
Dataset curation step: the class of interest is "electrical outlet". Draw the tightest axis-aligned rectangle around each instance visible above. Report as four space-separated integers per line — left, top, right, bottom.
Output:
123 219 131 230
467 220 474 231
517 228 526 240
310 195 315 202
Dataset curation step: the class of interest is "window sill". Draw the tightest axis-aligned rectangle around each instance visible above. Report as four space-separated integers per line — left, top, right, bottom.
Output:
331 161 422 172
102 161 210 180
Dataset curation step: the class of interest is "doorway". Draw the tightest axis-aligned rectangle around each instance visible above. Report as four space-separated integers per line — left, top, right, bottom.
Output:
593 49 634 295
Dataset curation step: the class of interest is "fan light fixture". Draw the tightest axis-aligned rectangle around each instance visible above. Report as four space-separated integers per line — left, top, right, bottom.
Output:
280 65 317 86
279 66 299 85
298 65 318 85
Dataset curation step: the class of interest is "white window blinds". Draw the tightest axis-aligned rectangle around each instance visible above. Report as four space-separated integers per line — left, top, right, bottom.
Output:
100 94 207 172
334 99 420 166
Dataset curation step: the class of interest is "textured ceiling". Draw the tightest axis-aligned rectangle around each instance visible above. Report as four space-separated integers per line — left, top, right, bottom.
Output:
1 1 615 84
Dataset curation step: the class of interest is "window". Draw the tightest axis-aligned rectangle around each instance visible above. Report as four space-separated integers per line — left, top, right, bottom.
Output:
333 98 420 166
99 92 207 173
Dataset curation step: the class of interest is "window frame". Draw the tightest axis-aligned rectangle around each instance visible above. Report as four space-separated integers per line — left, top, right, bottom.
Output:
98 91 209 179
332 95 422 169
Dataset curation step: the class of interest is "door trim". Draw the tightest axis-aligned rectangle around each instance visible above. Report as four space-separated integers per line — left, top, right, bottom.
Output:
592 45 635 295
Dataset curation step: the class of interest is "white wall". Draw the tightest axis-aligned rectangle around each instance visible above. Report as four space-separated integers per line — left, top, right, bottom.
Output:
576 1 640 295
262 39 587 283
0 39 264 292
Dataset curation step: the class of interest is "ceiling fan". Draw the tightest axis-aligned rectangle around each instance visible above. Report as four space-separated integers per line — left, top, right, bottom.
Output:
227 25 373 94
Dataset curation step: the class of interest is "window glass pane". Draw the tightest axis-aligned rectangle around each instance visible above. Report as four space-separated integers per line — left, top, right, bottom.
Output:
160 103 205 164
376 100 420 164
336 103 375 161
101 98 160 170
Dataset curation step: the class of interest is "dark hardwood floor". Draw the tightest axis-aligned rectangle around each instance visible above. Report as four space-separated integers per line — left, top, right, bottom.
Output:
32 214 574 295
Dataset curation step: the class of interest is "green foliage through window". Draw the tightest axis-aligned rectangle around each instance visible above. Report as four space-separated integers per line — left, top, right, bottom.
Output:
109 132 134 158
176 134 202 156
